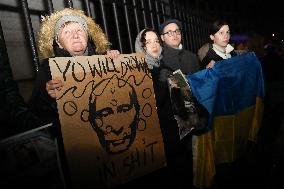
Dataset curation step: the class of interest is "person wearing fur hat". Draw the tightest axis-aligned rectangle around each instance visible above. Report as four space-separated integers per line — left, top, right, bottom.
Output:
29 8 119 123
28 9 120 186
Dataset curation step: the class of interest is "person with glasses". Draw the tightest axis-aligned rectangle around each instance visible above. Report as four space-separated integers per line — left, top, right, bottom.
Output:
159 19 199 73
155 19 202 188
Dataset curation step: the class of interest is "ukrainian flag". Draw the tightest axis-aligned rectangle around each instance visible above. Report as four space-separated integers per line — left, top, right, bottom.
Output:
187 52 265 188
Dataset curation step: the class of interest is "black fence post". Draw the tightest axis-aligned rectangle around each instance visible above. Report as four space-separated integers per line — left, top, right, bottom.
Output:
112 2 123 52
123 0 134 52
45 0 54 15
65 0 73 8
98 0 109 38
19 0 39 73
83 0 92 17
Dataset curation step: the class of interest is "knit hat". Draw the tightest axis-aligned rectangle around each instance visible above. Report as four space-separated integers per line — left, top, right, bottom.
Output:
54 15 88 44
37 8 110 59
159 19 182 34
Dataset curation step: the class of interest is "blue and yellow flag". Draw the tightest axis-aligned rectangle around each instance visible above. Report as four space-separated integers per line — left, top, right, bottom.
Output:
187 52 265 188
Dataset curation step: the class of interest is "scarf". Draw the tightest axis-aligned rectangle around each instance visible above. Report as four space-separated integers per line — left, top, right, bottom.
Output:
135 29 162 69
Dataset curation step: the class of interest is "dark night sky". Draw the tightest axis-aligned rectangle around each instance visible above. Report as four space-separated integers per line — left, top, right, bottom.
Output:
198 0 284 40
242 0 284 37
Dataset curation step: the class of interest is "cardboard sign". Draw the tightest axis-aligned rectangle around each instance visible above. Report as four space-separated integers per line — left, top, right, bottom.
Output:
49 53 166 188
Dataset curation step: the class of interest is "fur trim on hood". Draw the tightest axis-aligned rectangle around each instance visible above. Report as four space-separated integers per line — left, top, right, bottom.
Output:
37 8 110 59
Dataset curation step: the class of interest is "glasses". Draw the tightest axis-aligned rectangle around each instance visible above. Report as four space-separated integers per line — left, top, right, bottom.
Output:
162 29 181 37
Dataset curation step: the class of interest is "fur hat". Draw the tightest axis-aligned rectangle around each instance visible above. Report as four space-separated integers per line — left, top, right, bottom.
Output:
37 8 110 59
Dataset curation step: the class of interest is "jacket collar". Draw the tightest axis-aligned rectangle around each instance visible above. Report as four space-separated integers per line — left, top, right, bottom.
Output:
212 43 234 59
163 43 184 55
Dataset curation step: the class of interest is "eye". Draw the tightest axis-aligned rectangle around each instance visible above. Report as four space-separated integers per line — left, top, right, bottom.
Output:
96 108 114 118
102 109 114 117
117 104 132 112
63 30 70 35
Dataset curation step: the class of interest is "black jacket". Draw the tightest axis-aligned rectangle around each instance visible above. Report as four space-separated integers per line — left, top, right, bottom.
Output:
201 44 237 69
0 37 42 139
155 45 202 157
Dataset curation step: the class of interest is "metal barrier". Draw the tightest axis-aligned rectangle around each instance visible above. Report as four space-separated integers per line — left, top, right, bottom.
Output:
0 0 210 74
20 0 40 72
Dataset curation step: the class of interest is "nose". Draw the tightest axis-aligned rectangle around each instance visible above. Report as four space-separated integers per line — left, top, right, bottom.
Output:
171 32 178 37
151 42 159 48
111 126 124 136
224 33 230 39
72 31 79 38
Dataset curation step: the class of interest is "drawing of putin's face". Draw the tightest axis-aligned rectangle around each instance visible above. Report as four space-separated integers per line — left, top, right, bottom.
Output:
89 77 140 154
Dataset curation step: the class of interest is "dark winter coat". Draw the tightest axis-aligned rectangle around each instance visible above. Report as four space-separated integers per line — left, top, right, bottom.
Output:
201 44 237 69
155 44 201 157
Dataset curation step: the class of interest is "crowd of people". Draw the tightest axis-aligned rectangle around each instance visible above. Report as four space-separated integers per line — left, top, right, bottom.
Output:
1 7 283 189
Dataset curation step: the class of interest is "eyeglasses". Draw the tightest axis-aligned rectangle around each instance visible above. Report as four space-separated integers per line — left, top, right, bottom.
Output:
162 29 181 37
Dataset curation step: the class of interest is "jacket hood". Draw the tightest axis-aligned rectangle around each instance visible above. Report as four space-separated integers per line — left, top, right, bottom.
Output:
37 8 110 60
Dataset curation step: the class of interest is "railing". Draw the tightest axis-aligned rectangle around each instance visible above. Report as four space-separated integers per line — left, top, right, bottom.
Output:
0 0 209 75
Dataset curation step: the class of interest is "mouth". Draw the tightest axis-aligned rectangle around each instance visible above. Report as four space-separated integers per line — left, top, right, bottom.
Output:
108 138 131 153
73 42 82 45
107 135 131 147
111 139 125 146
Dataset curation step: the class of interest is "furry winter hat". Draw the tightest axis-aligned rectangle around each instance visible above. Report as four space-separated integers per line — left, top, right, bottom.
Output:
37 8 110 59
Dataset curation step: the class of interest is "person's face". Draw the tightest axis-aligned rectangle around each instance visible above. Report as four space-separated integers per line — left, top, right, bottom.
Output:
58 22 88 56
90 85 139 154
210 25 230 49
161 23 181 49
144 31 161 58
